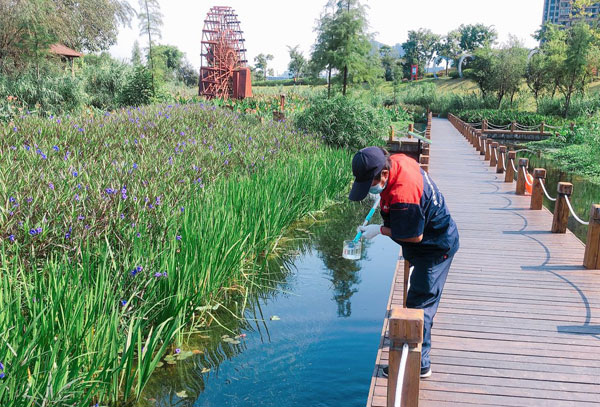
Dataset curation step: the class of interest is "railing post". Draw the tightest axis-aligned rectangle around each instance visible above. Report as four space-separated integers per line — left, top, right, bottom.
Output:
540 122 545 135
420 155 429 173
482 119 488 132
408 123 414 133
479 135 487 155
490 142 498 167
485 139 492 161
505 151 516 182
583 204 600 269
551 182 573 233
530 168 546 210
516 158 529 195
496 146 506 173
511 121 516 134
387 307 424 407
389 126 395 142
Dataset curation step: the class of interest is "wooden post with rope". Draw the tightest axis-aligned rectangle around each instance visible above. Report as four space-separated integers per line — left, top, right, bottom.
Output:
479 136 487 155
551 182 573 233
490 142 498 167
530 169 547 210
389 126 395 143
485 139 492 161
583 204 600 269
516 158 529 196
505 151 516 183
496 146 506 173
387 307 424 407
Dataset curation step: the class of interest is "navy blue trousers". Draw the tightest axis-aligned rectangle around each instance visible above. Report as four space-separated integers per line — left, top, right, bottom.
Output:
405 253 454 370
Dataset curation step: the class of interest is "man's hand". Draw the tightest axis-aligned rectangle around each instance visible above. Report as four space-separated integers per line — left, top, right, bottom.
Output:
358 224 382 240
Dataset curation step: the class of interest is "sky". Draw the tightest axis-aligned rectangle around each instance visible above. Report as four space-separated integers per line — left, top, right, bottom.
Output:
110 0 544 75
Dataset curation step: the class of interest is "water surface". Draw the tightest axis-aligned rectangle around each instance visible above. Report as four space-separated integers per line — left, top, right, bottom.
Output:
139 200 399 407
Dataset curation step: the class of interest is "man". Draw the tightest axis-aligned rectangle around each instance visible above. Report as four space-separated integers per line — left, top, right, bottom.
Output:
349 146 459 379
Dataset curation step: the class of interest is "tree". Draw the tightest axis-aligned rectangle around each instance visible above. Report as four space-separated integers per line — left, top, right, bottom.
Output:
401 28 441 78
435 30 461 76
310 5 336 97
526 52 550 105
457 23 497 53
556 22 599 116
254 53 274 81
468 46 497 98
379 44 398 81
131 40 142 65
493 37 528 106
138 0 163 95
310 0 374 96
287 45 307 81
0 0 133 75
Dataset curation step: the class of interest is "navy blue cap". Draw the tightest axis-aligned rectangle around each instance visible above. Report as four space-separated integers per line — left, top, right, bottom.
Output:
349 147 387 201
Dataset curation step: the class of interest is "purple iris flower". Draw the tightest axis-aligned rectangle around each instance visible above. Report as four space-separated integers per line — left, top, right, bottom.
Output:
131 266 143 276
176 235 182 241
53 146 59 152
8 235 15 242
72 171 78 177
120 300 127 306
48 183 54 190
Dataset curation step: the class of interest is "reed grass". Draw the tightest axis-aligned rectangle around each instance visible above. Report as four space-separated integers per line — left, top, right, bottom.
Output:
0 104 352 405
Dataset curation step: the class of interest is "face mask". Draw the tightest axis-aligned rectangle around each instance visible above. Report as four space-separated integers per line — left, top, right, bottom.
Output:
369 181 387 195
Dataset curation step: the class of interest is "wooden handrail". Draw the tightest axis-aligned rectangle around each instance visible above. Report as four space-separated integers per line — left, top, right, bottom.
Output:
552 182 573 234
387 307 424 407
448 114 600 271
584 205 600 269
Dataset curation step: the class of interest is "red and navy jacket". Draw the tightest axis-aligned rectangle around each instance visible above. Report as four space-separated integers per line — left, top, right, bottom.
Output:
380 154 459 260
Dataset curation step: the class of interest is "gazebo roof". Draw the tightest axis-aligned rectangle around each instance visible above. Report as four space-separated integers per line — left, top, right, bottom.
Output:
49 43 83 58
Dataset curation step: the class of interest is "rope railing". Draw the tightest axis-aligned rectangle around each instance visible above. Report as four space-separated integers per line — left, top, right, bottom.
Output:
487 123 511 130
515 123 541 131
448 112 600 270
394 343 410 407
510 157 517 173
539 179 557 202
565 195 590 226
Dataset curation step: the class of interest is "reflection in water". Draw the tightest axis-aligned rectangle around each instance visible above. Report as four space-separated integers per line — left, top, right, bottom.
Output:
138 198 380 406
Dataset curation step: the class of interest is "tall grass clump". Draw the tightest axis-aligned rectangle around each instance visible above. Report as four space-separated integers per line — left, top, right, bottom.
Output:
0 104 352 405
457 109 564 127
294 94 390 150
396 82 497 116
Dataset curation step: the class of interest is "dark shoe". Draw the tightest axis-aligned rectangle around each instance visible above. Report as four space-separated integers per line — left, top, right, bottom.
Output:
420 366 432 379
382 365 432 379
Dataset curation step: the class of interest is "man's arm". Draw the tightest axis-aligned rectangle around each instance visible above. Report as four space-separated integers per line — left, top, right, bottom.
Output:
380 226 423 243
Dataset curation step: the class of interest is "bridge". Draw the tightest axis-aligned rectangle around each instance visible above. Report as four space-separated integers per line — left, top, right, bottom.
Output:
367 116 600 406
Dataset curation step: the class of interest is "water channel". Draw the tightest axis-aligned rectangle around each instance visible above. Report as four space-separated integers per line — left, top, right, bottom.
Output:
139 199 398 407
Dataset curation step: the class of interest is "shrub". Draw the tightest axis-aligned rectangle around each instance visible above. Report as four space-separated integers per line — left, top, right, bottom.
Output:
537 95 600 119
449 70 460 79
294 94 390 150
118 65 155 107
82 58 130 110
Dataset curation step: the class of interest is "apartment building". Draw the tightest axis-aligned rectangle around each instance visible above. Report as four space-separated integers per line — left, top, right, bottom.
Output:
542 0 600 25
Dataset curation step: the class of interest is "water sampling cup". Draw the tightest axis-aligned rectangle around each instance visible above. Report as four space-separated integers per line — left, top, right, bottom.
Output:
342 240 362 260
341 194 381 260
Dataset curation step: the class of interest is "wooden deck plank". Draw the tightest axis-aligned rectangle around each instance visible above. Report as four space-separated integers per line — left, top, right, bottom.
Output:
366 118 600 407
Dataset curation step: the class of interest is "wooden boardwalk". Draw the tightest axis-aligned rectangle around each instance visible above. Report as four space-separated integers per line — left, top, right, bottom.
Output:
367 118 600 407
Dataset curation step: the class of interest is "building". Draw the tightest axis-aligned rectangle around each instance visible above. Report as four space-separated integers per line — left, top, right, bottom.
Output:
49 43 83 76
542 0 600 26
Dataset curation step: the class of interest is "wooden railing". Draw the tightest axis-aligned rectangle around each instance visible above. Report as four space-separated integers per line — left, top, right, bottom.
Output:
448 114 600 269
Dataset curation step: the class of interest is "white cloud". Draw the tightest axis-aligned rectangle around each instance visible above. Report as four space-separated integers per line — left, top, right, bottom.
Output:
110 0 543 75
